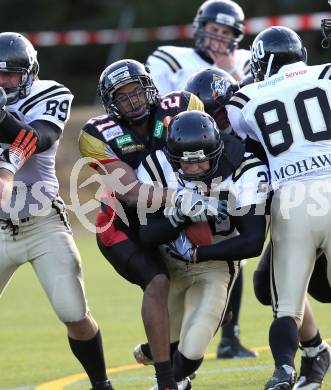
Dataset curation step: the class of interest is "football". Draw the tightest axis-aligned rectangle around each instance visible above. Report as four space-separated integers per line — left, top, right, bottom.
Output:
185 221 213 246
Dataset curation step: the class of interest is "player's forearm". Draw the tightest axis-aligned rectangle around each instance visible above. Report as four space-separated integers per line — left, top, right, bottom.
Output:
0 112 60 152
197 232 265 261
197 214 266 262
139 216 186 246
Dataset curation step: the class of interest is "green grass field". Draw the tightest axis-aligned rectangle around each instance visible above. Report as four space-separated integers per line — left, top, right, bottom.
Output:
0 235 330 390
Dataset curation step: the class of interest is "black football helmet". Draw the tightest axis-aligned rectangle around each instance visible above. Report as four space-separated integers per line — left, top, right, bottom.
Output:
250 26 307 81
97 59 159 125
0 32 39 104
321 1 331 48
165 110 224 182
193 0 245 54
184 68 236 131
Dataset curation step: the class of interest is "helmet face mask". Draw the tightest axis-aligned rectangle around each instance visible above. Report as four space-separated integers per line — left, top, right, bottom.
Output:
193 0 245 55
250 26 307 81
113 83 149 124
98 59 159 125
0 32 39 104
165 111 224 183
184 68 236 131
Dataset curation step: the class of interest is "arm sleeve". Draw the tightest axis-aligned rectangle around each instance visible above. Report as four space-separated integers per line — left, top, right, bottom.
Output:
197 212 266 261
0 112 61 153
139 211 187 247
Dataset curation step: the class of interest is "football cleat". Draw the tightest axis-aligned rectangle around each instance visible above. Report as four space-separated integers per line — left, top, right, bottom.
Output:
149 377 192 390
91 379 115 390
264 365 297 390
133 343 153 365
293 343 331 389
217 336 258 359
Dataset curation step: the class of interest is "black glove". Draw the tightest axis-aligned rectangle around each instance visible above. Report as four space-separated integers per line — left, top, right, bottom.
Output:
0 129 37 174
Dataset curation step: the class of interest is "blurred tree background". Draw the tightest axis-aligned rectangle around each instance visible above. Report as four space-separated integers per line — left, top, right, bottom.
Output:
1 0 329 106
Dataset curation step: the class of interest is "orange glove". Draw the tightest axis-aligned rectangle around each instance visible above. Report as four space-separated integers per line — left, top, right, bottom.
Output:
0 129 37 174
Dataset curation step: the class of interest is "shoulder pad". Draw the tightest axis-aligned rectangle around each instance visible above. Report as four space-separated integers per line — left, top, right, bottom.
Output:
318 63 331 80
83 115 125 142
227 91 250 109
158 90 204 114
150 46 191 73
217 133 246 180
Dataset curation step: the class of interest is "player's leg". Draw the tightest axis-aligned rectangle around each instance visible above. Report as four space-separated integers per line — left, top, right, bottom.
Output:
255 242 331 389
295 299 331 390
96 210 175 390
266 184 317 390
297 205 331 390
30 206 113 389
217 266 257 359
173 260 240 382
308 251 331 303
132 259 191 369
0 220 28 298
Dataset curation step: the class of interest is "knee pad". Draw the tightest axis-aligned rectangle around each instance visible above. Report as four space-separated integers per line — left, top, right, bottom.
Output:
253 270 272 305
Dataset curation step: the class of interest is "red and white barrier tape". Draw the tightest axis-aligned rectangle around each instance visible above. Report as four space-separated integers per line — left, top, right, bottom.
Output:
23 12 331 47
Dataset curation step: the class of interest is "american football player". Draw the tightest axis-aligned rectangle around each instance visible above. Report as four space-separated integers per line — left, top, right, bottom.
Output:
227 26 331 390
146 0 250 96
79 59 204 390
0 32 114 389
146 1 256 360
236 69 331 390
135 110 268 389
184 67 259 359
